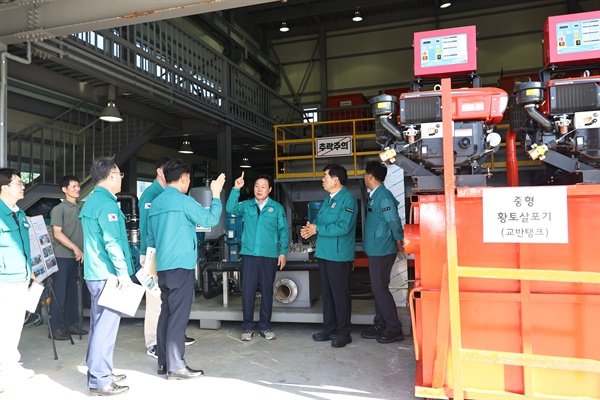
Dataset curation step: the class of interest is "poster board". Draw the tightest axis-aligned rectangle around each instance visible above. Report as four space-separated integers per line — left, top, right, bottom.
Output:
27 215 58 282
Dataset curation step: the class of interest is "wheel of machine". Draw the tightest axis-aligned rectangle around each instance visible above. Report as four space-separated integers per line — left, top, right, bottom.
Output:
273 278 298 304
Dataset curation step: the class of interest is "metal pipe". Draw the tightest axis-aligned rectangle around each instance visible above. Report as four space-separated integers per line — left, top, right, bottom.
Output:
505 128 519 187
1 42 31 167
200 259 320 300
524 104 553 132
379 116 404 140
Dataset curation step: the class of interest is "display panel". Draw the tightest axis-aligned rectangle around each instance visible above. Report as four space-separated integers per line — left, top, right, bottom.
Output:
544 11 600 67
413 26 477 78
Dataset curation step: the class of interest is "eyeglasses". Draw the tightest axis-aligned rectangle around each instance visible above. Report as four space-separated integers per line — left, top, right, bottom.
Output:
111 172 125 178
8 180 25 187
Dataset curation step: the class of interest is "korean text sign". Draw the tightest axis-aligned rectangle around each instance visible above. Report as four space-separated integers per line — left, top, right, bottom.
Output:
483 186 568 243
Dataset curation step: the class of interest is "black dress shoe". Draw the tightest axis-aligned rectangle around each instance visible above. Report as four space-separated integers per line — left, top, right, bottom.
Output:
111 373 126 382
88 382 129 396
166 366 204 380
312 328 336 342
68 325 88 335
157 365 166 375
376 329 405 344
48 328 71 341
331 334 352 348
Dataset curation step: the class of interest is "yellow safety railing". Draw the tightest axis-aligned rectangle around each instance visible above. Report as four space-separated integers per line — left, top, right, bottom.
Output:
274 117 378 180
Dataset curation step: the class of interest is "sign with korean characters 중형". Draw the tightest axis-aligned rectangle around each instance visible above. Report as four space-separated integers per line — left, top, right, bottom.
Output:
482 186 568 243
316 135 352 158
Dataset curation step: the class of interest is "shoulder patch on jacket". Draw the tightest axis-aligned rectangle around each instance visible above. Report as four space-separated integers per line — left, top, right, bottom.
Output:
382 206 391 212
144 202 151 209
345 207 354 213
108 213 118 222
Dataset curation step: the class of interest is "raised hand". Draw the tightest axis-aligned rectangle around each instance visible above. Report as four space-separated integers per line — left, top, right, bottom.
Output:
210 173 226 198
234 171 245 189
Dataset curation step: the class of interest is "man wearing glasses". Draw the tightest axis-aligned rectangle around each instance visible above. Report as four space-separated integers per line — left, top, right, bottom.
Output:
80 157 133 396
0 169 35 393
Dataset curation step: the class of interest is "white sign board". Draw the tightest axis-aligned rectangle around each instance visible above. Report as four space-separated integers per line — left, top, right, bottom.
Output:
27 215 58 282
316 135 352 158
482 186 568 243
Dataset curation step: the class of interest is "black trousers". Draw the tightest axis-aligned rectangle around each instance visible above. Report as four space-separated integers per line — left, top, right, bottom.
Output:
49 257 79 332
241 255 278 331
318 259 353 336
367 254 402 332
157 268 195 372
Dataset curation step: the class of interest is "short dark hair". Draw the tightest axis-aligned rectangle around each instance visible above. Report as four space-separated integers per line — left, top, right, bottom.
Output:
58 175 79 190
0 168 20 187
155 156 171 169
323 164 348 186
365 161 387 183
90 156 117 184
163 159 191 183
255 174 273 188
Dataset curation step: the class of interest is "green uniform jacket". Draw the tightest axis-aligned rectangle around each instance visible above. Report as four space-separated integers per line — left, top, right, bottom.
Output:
0 201 31 283
313 186 358 262
139 179 164 255
226 188 289 258
80 186 134 280
363 184 404 256
147 186 222 271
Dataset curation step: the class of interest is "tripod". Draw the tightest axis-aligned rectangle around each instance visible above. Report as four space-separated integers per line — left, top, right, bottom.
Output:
76 260 84 341
41 276 74 360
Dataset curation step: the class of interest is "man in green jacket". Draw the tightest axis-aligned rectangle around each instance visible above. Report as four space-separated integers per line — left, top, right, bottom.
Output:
147 159 225 380
301 164 358 348
361 161 405 343
0 168 35 389
226 171 288 341
138 156 194 359
80 157 133 396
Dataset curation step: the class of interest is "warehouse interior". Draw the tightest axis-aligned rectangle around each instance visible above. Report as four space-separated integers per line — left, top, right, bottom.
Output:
1 0 599 399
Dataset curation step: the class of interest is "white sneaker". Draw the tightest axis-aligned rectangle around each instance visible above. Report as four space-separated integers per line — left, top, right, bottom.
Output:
258 329 277 340
241 329 254 341
146 345 158 359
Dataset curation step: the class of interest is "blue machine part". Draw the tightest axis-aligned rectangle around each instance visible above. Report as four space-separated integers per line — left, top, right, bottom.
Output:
307 201 323 223
130 244 142 283
225 212 243 262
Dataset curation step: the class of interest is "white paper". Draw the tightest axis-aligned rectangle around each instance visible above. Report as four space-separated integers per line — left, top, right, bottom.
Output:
98 274 145 316
135 268 160 298
26 281 45 313
135 247 161 298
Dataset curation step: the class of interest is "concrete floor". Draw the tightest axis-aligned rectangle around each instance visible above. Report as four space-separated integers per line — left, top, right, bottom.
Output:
4 296 418 400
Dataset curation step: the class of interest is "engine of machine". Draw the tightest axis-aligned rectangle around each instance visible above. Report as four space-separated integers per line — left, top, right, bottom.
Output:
371 87 507 173
512 75 600 167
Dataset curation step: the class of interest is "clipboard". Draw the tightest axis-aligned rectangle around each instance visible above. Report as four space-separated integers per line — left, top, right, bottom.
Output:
98 274 145 316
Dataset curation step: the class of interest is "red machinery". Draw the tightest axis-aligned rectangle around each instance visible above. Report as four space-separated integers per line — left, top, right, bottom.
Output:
370 25 508 189
376 16 600 400
511 10 600 185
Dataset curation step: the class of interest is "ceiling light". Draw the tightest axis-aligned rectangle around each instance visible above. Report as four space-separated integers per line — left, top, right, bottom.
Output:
352 11 362 22
240 157 251 168
178 140 194 154
100 102 122 122
280 22 289 32
440 2 451 8
100 85 122 123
